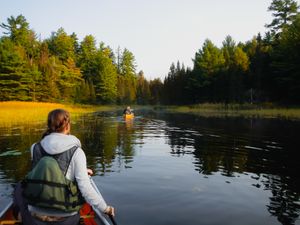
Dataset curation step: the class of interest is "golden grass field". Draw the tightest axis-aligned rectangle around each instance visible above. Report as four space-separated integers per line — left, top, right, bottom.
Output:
0 101 113 126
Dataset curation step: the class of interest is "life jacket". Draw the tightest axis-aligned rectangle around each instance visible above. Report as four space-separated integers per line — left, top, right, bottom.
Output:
22 142 85 212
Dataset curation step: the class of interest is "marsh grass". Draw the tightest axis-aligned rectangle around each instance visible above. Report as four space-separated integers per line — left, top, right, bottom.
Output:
0 101 113 126
164 103 300 120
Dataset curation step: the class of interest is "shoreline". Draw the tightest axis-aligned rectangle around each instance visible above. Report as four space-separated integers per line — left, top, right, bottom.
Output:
1 102 300 125
157 103 300 120
0 101 119 126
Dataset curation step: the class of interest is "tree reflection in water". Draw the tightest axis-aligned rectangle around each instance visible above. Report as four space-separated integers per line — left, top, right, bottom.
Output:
73 113 138 175
0 112 299 224
161 113 300 225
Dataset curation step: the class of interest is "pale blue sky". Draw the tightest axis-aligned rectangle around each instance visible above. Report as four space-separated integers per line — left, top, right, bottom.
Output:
0 0 287 79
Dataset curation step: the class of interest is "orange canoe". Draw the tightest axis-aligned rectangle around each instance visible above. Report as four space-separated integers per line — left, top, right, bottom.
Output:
0 201 110 225
123 113 134 119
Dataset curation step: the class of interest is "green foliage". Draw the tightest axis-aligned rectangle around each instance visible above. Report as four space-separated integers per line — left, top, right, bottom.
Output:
0 38 30 100
194 39 225 76
0 15 142 105
59 58 83 101
0 15 30 46
77 35 98 81
267 0 299 33
94 45 118 103
1 5 300 106
270 14 300 102
136 71 151 104
117 48 137 104
47 28 76 62
149 78 163 104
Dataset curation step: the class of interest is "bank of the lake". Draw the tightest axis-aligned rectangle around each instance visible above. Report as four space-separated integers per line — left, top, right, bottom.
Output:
161 103 300 120
0 101 120 126
2 102 300 126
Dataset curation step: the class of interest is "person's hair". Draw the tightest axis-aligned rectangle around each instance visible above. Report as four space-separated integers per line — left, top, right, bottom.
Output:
42 109 70 138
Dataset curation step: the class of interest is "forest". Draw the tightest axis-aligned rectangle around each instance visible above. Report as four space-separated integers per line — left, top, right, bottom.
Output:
0 0 299 105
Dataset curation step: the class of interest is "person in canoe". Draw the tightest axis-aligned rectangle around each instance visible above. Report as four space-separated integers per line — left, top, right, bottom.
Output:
13 109 115 225
123 106 133 115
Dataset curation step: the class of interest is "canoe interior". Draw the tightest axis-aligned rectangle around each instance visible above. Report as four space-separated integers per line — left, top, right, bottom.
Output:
0 202 107 225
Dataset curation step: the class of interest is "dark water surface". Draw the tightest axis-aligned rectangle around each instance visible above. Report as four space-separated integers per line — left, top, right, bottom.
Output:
0 110 300 225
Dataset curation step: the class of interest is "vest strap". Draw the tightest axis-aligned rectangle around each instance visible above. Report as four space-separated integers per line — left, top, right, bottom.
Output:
24 178 67 188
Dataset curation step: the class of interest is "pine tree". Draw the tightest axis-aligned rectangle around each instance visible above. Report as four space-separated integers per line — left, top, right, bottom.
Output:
47 28 76 62
266 0 299 33
149 78 163 105
78 35 98 82
118 48 137 103
271 14 300 103
0 38 31 100
136 71 151 104
94 43 118 103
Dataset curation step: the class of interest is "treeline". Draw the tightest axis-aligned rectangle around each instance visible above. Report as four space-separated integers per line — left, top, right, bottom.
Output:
0 15 162 104
1 0 300 105
163 0 300 105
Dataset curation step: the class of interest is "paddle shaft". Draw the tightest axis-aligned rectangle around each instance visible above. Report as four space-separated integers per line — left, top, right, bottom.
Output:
90 178 118 225
109 215 117 225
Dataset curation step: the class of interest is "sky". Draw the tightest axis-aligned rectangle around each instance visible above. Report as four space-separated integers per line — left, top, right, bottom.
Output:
0 0 287 80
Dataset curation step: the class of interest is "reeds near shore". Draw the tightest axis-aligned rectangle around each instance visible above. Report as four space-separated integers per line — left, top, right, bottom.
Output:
164 103 300 120
0 101 103 126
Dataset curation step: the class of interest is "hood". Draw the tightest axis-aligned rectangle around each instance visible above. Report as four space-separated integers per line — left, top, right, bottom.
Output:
40 133 81 155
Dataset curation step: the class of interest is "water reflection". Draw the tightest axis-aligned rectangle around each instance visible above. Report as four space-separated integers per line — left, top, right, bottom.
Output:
156 113 300 225
0 111 299 224
73 113 138 175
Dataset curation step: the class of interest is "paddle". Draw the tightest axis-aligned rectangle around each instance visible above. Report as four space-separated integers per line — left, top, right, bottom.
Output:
109 215 117 225
90 177 118 225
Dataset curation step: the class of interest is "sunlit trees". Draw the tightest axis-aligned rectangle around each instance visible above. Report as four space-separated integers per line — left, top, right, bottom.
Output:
0 15 40 101
221 36 249 102
77 35 98 81
1 2 300 106
47 28 76 62
0 38 28 100
95 43 118 103
117 48 137 104
192 39 225 102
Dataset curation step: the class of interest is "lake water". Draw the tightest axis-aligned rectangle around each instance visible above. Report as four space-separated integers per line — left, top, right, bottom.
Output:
0 110 300 225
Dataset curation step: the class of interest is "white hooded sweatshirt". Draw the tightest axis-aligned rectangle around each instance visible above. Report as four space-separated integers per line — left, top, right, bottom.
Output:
28 132 108 217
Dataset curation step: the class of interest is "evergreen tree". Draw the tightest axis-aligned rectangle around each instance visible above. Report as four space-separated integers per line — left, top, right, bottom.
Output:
118 48 137 103
27 64 42 101
0 37 32 100
149 78 163 105
194 39 225 75
59 57 83 102
191 39 225 102
271 14 300 103
94 43 118 103
78 35 98 82
47 28 76 62
221 36 249 102
266 0 299 33
0 15 31 46
244 35 272 102
136 71 151 104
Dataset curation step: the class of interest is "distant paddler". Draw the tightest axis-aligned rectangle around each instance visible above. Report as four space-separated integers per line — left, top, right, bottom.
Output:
123 106 134 119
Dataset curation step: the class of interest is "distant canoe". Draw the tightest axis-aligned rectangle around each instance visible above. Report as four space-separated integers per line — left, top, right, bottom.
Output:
123 113 134 119
0 201 110 225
